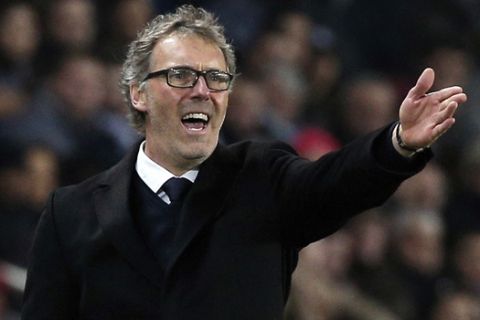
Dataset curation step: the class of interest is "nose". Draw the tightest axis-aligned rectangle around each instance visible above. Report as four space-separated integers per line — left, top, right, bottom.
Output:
190 75 210 99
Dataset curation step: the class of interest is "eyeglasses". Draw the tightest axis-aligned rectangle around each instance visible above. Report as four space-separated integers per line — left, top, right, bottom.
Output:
143 67 233 91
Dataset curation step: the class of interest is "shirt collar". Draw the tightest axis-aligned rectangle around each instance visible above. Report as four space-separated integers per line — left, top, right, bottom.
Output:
135 141 199 193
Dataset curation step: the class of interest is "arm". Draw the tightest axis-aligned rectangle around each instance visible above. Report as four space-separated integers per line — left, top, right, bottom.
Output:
266 126 430 248
22 193 78 319
265 68 466 248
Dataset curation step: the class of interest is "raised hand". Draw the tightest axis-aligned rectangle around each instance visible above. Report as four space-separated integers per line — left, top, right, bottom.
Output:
398 68 467 149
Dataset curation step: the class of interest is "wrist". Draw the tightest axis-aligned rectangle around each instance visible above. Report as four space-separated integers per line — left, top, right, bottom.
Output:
392 123 427 157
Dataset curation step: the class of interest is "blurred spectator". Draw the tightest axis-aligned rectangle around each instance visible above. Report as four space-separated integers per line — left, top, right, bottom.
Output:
452 232 480 297
0 141 58 267
0 2 41 117
337 0 470 75
3 53 123 185
301 50 343 129
349 210 391 273
444 140 480 247
204 0 274 62
97 0 154 62
423 44 480 174
0 85 27 119
221 77 270 144
0 2 40 89
346 209 415 320
286 230 400 320
50 0 96 50
286 231 353 319
247 29 311 78
97 61 140 152
36 0 98 77
261 63 308 142
292 126 341 160
386 210 446 319
393 162 448 213
274 11 313 70
246 10 315 79
336 74 399 143
242 12 316 144
430 290 480 320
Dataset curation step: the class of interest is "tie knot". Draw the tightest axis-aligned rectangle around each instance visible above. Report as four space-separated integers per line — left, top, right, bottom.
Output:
161 177 192 203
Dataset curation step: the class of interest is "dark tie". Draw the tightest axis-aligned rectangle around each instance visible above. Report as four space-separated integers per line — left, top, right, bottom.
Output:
161 177 192 203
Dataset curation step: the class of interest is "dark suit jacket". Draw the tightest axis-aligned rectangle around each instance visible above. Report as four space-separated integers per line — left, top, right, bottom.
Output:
22 125 430 319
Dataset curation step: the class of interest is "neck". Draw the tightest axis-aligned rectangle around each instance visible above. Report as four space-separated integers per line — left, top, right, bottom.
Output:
143 140 202 176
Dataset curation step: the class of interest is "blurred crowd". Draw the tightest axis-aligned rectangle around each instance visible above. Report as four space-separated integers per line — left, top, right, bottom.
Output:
1 0 480 319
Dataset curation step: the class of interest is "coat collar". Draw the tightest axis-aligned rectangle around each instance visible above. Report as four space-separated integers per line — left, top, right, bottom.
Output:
93 142 241 288
93 142 165 287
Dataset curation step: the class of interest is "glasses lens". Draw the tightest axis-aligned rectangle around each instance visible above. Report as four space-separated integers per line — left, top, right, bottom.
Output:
168 68 197 87
206 71 231 90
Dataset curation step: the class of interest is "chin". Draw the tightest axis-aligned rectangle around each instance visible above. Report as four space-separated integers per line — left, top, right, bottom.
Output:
182 143 215 163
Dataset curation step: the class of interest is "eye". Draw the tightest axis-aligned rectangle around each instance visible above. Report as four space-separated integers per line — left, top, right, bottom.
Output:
168 68 196 85
170 69 193 80
208 71 230 83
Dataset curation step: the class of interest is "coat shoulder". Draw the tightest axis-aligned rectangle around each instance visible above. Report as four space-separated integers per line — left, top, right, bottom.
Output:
220 140 298 164
53 146 136 207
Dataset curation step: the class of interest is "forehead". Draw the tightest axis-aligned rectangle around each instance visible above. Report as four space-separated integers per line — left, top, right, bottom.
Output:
150 34 227 71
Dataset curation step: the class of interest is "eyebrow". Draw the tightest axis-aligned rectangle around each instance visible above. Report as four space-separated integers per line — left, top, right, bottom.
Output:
160 65 228 72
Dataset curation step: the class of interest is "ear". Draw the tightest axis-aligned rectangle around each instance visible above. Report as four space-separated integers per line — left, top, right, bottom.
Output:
130 83 148 112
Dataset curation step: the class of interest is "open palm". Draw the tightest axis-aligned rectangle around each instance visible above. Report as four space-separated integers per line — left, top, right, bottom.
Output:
399 68 468 148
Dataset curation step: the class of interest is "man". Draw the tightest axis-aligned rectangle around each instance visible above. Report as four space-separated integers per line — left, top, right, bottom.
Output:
22 5 467 319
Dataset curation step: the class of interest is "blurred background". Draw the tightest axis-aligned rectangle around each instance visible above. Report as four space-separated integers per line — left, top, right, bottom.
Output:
1 0 480 319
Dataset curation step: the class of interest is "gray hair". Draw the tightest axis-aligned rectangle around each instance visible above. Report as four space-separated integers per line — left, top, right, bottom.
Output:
120 5 236 133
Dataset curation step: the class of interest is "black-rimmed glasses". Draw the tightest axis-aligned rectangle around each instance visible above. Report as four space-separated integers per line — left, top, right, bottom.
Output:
143 67 233 91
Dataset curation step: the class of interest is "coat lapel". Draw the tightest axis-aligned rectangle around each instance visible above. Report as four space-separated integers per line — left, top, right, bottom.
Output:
92 142 241 287
93 145 164 289
166 144 241 275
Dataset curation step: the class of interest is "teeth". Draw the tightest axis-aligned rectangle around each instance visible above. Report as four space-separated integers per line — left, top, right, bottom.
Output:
182 113 209 122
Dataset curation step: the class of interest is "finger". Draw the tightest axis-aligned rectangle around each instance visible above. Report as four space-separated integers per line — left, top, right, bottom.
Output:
451 92 468 104
436 101 459 123
432 102 457 137
433 117 455 139
440 93 467 110
430 86 464 102
408 68 435 99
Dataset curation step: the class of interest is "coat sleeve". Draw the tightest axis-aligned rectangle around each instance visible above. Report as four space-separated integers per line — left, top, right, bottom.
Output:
22 192 79 319
264 124 432 248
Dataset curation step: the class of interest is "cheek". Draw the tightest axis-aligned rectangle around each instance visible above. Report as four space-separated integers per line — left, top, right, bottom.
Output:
146 89 176 116
215 95 229 125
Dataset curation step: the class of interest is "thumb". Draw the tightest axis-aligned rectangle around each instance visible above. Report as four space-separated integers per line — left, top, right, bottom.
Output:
408 68 435 99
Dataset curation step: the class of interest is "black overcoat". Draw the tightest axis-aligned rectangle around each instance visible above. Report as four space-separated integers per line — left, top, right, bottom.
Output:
22 125 430 319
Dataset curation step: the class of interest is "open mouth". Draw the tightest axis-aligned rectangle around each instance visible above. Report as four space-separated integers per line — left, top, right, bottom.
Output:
181 112 209 132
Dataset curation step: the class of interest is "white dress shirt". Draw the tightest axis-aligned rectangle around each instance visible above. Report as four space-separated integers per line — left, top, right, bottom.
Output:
135 141 198 204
